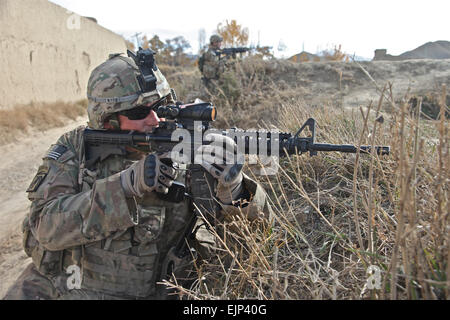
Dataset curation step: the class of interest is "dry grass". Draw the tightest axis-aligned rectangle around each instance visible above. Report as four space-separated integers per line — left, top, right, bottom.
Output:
0 100 87 145
160 60 449 300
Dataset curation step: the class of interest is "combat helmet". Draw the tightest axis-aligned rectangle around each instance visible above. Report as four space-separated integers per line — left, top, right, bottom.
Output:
87 49 173 129
210 34 223 44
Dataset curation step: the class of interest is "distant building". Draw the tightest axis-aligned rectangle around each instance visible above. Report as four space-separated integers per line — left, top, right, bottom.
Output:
288 51 322 62
373 49 402 61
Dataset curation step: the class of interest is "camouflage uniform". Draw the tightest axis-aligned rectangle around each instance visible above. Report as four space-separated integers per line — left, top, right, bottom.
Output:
4 53 271 300
199 35 229 97
201 47 227 83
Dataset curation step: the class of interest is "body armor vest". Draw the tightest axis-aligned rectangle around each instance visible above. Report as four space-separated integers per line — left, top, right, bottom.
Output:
75 154 192 298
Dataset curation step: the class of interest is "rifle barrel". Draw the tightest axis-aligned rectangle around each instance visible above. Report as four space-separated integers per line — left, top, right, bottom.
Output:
310 143 390 155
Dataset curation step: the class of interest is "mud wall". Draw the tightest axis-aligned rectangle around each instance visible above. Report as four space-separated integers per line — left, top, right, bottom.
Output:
0 0 127 109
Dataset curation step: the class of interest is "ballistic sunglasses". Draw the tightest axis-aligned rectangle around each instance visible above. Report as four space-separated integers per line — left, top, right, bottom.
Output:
119 97 166 120
119 105 154 120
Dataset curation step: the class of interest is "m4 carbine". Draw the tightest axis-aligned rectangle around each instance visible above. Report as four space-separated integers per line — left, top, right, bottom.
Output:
84 102 389 166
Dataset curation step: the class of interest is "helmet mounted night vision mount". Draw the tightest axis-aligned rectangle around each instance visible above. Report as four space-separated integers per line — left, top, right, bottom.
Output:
127 48 158 93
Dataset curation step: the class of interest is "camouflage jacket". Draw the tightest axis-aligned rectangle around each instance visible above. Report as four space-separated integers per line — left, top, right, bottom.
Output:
23 125 272 299
201 47 227 80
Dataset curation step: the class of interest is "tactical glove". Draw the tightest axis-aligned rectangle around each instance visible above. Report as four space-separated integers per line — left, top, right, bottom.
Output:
196 133 244 204
120 153 177 198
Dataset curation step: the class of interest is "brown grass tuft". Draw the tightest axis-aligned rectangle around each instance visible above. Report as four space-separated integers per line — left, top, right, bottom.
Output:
0 100 86 145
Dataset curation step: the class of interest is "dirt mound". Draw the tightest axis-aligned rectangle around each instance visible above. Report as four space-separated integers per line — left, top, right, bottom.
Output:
374 40 450 61
399 40 450 60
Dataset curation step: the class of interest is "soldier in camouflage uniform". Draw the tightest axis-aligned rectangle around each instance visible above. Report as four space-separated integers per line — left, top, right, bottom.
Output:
199 35 229 93
4 52 271 300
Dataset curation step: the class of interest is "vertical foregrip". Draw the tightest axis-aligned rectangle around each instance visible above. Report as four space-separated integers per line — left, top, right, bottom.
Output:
187 164 220 223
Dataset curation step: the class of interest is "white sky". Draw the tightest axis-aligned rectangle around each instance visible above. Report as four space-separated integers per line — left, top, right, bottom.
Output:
49 0 449 59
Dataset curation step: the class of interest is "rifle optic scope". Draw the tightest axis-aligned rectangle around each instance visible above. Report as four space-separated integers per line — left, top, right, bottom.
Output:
156 102 216 121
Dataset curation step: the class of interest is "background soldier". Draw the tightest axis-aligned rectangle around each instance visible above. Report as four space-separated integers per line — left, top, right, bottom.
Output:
199 35 228 90
4 52 271 300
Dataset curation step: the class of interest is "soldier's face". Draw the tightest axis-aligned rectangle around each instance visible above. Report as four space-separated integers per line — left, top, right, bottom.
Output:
118 109 161 133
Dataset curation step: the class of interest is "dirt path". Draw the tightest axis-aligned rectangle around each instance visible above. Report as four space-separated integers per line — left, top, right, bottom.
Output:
0 117 87 298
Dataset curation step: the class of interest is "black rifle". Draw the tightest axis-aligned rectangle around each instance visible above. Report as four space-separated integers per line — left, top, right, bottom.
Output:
83 102 390 278
84 102 390 166
217 47 251 59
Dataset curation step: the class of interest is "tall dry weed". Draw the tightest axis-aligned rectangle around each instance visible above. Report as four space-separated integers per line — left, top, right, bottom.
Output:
160 61 448 300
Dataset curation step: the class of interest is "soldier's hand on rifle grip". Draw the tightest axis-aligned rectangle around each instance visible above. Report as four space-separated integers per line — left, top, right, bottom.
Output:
196 133 244 204
120 153 177 198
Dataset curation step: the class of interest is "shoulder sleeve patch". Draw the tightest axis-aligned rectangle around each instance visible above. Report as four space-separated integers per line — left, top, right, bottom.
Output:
44 144 68 161
26 165 49 193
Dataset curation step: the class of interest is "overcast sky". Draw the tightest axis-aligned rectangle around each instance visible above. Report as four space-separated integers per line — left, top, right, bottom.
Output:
49 0 449 59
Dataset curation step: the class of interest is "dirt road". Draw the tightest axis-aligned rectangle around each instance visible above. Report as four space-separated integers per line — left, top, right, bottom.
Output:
0 117 87 298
